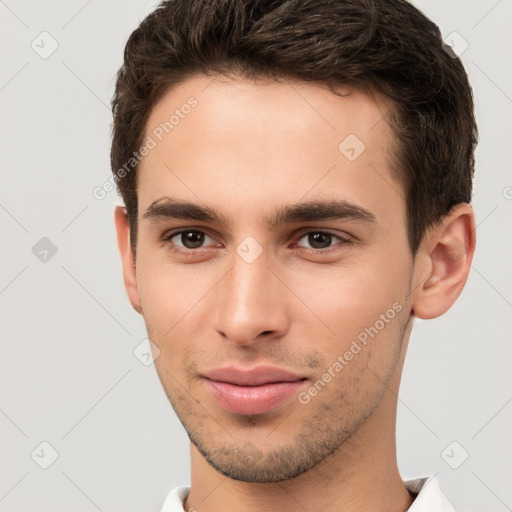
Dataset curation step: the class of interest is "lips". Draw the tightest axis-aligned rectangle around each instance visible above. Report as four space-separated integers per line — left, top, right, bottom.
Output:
202 365 307 415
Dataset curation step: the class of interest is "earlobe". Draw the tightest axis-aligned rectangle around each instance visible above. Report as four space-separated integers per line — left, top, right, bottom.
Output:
114 206 143 315
412 204 476 320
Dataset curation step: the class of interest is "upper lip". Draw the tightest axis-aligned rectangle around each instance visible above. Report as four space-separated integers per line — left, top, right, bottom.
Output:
202 365 305 386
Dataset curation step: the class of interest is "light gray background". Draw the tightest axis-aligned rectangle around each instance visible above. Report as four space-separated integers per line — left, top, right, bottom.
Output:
1 1 511 511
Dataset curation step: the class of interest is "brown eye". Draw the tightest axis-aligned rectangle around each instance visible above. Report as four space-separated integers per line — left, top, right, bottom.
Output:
181 231 204 248
296 231 344 250
309 232 332 249
168 230 213 249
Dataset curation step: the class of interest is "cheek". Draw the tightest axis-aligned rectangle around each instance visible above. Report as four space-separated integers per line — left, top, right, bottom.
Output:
287 258 410 347
135 248 210 317
135 253 230 380
134 258 193 351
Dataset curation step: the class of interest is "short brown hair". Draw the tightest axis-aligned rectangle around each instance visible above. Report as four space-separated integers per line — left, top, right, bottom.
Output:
111 0 477 256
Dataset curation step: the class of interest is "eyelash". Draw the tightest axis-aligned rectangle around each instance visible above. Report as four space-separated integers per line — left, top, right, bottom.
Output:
160 228 352 256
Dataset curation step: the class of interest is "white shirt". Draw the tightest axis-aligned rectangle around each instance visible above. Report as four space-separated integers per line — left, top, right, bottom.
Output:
160 476 456 512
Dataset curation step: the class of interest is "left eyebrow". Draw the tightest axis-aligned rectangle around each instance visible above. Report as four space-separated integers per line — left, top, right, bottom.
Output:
142 196 377 228
266 199 377 228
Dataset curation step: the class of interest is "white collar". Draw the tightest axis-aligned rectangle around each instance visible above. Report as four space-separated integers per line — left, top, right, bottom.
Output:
405 476 456 511
160 476 455 512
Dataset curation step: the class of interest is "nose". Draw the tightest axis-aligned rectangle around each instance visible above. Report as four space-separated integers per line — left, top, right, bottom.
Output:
212 249 290 347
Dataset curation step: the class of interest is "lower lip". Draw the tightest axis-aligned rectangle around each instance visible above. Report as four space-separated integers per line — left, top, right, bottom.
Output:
204 379 306 415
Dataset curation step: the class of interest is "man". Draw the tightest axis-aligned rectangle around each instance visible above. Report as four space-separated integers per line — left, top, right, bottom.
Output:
111 0 477 510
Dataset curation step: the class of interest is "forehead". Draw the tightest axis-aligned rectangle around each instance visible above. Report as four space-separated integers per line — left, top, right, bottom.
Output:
138 75 403 224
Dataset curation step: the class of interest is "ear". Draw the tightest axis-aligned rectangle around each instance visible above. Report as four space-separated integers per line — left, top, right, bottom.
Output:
411 203 476 319
114 206 143 315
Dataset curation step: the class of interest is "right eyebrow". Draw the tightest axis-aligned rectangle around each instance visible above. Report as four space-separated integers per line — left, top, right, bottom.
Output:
142 197 229 225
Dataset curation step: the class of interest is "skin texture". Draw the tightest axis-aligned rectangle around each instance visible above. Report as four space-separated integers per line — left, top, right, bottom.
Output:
115 75 476 512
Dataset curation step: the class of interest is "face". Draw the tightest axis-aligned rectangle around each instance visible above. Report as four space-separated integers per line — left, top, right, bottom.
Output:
132 75 415 482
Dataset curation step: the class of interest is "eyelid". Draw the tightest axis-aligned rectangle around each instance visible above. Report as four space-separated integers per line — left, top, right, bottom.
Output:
293 227 350 239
